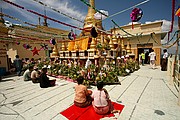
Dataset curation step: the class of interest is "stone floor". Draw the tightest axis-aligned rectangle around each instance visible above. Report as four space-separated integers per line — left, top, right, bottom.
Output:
0 65 180 120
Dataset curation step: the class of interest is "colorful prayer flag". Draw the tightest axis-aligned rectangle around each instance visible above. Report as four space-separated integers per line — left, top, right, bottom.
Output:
175 6 180 16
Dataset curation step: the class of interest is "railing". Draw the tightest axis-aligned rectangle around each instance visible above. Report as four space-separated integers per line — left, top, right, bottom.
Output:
167 55 180 105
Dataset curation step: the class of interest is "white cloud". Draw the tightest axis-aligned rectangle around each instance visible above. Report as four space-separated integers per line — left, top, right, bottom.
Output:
155 19 178 32
1 0 41 24
160 20 179 54
161 20 171 32
1 0 86 28
142 20 178 54
144 20 178 32
42 0 86 21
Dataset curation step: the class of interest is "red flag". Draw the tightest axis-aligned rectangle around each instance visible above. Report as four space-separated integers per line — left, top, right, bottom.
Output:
175 6 180 16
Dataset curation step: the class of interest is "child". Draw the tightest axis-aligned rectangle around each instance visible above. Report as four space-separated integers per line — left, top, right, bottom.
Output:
74 76 92 108
91 81 119 114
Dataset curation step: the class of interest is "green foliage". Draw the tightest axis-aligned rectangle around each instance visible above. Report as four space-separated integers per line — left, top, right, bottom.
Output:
23 57 140 86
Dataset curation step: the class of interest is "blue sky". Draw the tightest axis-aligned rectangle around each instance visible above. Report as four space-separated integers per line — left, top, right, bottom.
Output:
0 0 179 53
1 0 179 31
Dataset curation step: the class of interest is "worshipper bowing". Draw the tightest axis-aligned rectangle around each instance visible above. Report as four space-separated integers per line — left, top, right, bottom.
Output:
91 81 120 114
39 66 56 88
74 76 93 108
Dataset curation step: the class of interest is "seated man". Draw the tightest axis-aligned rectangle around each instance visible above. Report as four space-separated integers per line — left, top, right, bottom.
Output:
39 67 56 88
23 66 33 81
31 66 40 83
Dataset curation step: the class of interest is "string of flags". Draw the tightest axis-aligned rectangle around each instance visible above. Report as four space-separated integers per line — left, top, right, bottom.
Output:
32 0 84 23
0 0 179 52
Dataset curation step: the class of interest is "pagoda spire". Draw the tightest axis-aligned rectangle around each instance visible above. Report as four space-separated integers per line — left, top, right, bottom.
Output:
81 0 103 36
83 0 96 29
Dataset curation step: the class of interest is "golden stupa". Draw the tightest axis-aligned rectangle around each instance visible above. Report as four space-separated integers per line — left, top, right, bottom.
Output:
81 0 103 36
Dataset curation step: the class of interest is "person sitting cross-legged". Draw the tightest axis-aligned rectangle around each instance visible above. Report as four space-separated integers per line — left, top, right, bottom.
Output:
23 66 33 81
91 81 120 114
74 76 93 108
31 66 40 83
39 67 56 88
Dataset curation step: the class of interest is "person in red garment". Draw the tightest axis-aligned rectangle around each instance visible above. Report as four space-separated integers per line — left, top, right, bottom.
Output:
91 81 119 114
74 76 92 108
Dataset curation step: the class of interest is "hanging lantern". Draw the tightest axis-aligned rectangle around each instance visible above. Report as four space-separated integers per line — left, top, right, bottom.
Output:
40 44 48 50
23 44 32 49
130 8 143 29
91 27 98 38
50 38 56 45
68 30 76 40
16 41 20 45
130 8 143 22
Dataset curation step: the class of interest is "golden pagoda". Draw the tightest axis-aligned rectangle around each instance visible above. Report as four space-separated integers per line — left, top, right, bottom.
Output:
81 0 103 36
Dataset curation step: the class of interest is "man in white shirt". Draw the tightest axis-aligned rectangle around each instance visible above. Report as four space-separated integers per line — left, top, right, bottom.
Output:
149 49 156 69
161 49 168 71
31 66 40 83
23 66 33 81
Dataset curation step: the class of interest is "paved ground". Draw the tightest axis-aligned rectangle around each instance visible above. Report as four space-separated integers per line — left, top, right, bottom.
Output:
0 65 180 120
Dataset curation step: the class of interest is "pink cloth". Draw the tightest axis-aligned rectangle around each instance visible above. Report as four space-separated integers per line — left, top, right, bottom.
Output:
91 89 114 114
91 90 109 107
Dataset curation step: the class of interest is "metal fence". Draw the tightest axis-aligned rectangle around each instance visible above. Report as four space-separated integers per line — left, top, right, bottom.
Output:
167 55 180 105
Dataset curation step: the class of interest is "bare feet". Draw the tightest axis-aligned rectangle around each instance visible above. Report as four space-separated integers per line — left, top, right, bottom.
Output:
111 110 121 114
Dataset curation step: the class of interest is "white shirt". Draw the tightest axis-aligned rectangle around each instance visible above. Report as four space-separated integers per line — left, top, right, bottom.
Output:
163 52 168 59
149 52 156 60
23 69 31 81
91 90 108 107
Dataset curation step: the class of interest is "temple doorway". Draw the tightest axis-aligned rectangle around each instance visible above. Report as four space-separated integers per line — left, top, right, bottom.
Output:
138 48 152 64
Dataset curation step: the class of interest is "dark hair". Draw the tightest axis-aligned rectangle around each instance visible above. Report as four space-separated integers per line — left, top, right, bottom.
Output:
163 49 167 53
15 55 19 58
97 81 104 90
42 67 47 71
77 76 84 84
29 66 34 70
151 49 154 52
